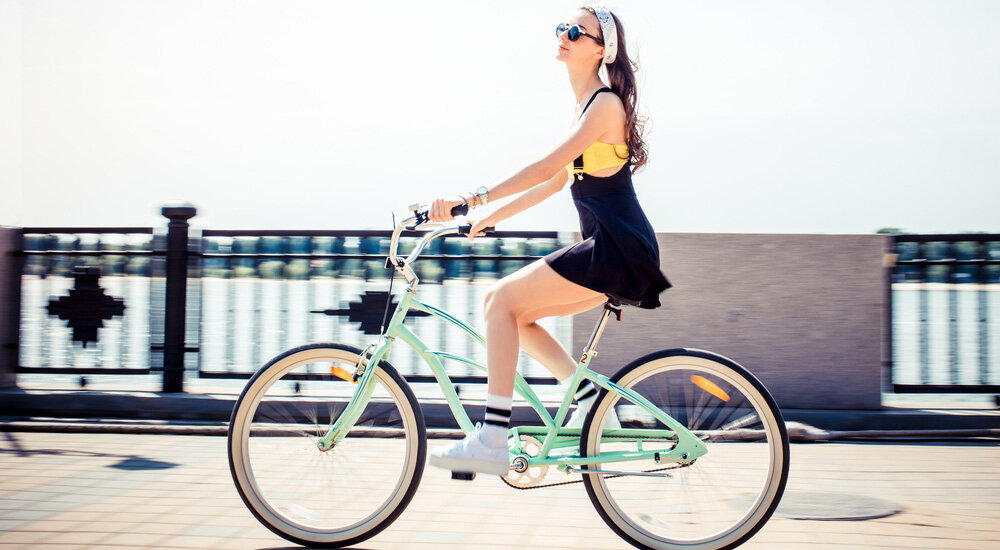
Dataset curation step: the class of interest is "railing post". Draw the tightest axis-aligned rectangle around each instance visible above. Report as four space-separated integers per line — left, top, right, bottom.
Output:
0 227 23 389
161 202 196 393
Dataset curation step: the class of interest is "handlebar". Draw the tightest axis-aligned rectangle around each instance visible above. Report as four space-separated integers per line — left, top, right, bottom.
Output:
411 203 496 236
454 206 497 237
387 203 496 274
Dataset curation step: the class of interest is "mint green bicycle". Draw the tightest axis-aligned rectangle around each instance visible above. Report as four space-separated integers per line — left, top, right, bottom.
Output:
228 204 790 550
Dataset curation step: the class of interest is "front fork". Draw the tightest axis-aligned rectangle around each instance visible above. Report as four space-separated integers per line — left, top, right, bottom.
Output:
315 339 392 451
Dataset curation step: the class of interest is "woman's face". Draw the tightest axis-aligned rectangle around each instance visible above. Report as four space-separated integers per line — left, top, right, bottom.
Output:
555 10 604 65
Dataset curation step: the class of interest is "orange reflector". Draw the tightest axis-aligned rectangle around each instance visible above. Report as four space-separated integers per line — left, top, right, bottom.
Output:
331 365 358 384
691 375 730 402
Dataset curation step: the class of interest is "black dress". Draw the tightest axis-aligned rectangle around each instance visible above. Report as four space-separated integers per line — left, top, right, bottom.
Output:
543 90 671 309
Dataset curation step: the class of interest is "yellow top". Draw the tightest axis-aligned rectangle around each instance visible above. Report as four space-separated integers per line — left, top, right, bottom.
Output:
567 140 630 178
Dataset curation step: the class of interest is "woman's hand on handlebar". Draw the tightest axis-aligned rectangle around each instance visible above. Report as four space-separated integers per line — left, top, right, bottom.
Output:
467 214 498 242
429 197 466 222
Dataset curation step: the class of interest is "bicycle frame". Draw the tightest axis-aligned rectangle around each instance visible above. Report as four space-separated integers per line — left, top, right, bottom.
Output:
315 213 707 470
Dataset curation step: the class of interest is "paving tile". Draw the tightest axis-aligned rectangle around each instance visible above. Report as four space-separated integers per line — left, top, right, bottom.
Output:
178 524 249 538
3 432 1000 549
228 537 286 548
115 522 189 536
98 532 172 546
37 531 111 545
70 520 131 533
0 531 53 545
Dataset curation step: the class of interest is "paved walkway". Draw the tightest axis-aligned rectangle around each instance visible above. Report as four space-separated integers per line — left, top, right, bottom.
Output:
0 431 998 549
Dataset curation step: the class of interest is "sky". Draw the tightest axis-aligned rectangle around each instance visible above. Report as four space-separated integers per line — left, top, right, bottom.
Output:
1 0 998 234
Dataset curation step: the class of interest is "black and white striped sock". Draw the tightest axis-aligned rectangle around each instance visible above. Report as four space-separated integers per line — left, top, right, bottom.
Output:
484 393 512 429
574 381 600 405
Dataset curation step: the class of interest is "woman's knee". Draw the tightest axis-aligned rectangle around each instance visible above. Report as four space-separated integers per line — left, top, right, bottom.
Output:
515 306 547 327
515 314 539 330
483 281 517 319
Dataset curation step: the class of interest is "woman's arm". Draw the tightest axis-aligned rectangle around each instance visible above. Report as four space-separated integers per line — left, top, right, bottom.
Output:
464 167 568 240
429 94 621 222
485 96 619 203
488 167 569 225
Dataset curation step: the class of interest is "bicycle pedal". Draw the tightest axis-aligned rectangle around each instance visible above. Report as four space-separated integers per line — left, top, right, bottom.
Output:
451 471 476 481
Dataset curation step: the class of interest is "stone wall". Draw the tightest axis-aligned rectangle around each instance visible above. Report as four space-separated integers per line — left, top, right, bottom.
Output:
571 233 890 410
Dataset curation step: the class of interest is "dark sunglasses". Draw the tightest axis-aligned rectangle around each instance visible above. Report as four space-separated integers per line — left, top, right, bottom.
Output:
556 22 603 44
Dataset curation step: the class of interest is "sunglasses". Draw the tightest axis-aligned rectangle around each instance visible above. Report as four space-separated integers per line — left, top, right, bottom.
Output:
556 22 603 44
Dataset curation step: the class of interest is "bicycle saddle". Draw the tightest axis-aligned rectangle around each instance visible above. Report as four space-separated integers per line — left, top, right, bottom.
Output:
605 294 642 308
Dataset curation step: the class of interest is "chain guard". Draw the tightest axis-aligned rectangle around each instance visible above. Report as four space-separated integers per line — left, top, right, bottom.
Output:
500 453 693 491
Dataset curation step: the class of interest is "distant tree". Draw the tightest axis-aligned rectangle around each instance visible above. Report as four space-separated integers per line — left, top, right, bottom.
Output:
875 227 906 235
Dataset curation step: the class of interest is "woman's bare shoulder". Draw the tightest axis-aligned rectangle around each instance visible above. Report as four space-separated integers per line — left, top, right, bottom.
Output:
575 92 627 140
592 91 627 119
573 90 626 120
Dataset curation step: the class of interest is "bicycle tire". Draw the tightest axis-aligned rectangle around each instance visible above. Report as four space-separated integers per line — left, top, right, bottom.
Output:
580 348 789 550
228 342 426 548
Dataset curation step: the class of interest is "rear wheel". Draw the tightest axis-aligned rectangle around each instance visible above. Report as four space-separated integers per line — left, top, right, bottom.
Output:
581 349 788 549
228 343 426 548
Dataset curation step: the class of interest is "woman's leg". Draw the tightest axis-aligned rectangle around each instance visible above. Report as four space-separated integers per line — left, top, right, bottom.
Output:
428 260 605 474
483 259 604 398
515 294 609 380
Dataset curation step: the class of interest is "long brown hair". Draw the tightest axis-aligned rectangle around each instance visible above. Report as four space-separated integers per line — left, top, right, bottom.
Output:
580 6 649 174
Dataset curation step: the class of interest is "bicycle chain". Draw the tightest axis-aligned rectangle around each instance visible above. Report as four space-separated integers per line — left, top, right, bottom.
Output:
499 462 691 491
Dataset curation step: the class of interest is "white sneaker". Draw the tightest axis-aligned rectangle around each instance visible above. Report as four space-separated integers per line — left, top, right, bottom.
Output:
565 401 621 430
428 423 510 476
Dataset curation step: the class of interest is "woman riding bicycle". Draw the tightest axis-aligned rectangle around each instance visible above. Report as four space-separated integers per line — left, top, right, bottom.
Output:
426 4 670 475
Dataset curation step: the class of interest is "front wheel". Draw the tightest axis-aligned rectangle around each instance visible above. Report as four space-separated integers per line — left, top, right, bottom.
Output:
228 343 426 548
581 349 789 550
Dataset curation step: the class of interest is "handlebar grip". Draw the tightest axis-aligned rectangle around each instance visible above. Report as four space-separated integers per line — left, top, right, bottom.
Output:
450 203 469 217
457 224 496 236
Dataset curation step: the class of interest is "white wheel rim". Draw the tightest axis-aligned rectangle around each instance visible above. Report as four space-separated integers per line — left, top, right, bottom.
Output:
587 354 786 549
229 347 420 544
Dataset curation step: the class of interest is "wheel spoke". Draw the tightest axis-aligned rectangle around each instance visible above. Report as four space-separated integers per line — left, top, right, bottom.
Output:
583 351 788 549
228 345 426 547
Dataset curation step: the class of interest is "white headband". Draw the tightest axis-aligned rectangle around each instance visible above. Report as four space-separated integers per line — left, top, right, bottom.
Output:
588 4 618 65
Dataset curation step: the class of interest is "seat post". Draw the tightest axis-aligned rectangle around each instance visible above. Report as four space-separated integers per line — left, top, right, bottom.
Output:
583 300 622 357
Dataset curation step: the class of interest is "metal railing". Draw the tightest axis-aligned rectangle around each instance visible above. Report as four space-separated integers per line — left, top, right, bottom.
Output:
195 228 567 382
15 216 1000 395
890 234 1000 393
18 227 158 376
13 206 571 390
